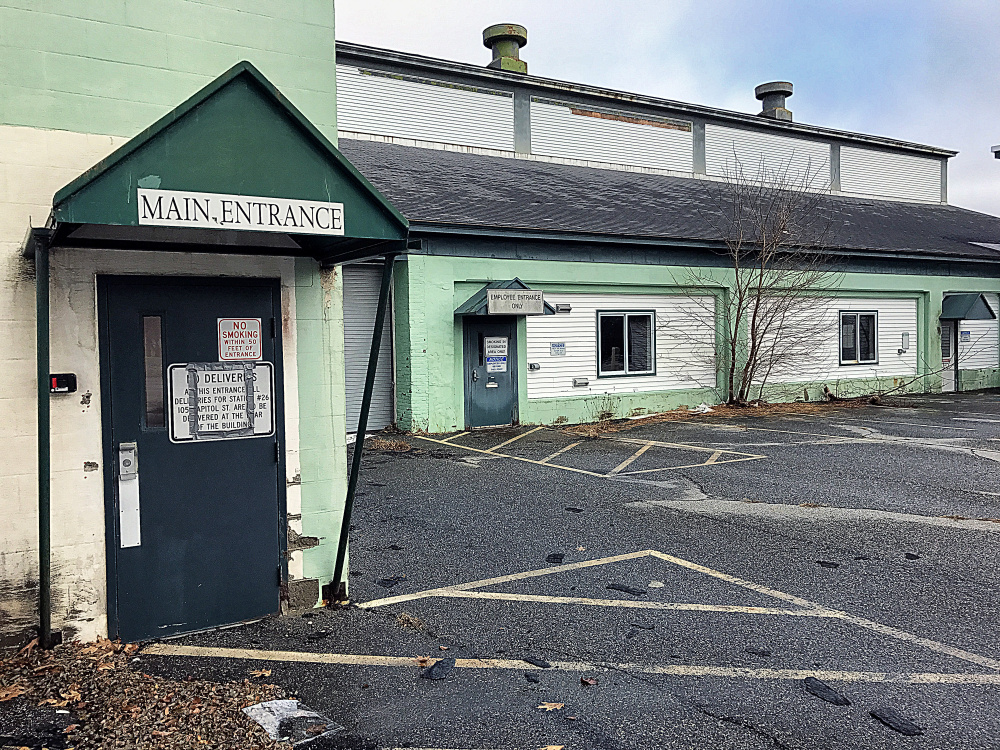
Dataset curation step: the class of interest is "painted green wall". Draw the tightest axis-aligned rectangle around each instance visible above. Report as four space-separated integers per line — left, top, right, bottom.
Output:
393 254 1000 433
294 259 349 598
0 0 336 141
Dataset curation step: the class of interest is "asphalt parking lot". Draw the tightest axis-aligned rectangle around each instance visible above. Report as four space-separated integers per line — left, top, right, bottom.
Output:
143 391 1000 749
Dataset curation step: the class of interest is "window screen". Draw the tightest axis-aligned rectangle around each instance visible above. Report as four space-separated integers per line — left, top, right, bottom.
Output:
598 312 654 376
858 314 876 362
599 315 625 373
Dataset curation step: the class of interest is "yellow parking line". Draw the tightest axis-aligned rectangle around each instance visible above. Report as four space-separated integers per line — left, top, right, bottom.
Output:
609 443 653 475
415 435 604 477
359 550 655 609
440 590 833 617
615 455 764 475
540 441 581 464
487 425 546 452
704 450 724 465
438 432 469 444
142 644 1000 685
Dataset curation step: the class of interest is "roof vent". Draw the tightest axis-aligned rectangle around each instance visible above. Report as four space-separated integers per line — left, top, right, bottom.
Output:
755 81 793 121
483 24 527 74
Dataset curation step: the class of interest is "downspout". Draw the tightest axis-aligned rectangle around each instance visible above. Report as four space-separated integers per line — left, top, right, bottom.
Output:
331 252 396 600
35 237 52 647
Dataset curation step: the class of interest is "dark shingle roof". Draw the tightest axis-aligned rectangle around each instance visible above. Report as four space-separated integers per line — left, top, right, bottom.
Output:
339 139 1000 262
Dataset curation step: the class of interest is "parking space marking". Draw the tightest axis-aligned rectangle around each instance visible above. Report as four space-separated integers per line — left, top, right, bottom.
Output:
359 550 654 609
608 443 653 475
143 644 1000 686
439 590 832 617
954 418 1000 424
487 425 546 452
416 434 605 477
360 549 1000 672
416 429 766 480
540 441 581 464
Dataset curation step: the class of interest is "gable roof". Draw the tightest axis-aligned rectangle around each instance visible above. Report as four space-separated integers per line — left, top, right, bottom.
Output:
51 62 407 260
339 139 1000 263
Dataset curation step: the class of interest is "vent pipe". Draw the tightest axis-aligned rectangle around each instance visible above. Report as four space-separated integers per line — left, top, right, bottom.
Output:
483 24 527 74
755 81 793 121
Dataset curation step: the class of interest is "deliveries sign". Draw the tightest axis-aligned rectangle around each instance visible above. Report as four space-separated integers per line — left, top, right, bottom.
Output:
218 318 262 361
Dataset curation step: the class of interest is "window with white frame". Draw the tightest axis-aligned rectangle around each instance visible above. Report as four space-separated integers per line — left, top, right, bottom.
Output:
598 311 655 376
840 311 878 365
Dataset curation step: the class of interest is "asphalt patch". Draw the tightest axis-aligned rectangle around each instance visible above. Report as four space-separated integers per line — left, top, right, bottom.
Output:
803 677 851 706
870 706 924 736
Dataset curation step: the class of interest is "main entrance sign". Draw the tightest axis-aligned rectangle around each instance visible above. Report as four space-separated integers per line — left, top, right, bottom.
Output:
138 188 345 236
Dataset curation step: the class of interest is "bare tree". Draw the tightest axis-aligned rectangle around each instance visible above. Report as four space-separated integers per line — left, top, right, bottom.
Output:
669 154 841 405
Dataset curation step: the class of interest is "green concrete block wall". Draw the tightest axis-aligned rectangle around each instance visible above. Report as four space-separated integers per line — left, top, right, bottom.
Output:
392 254 1000 433
0 0 337 140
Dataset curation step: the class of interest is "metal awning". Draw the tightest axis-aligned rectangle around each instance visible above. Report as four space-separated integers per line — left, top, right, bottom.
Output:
940 293 997 320
454 278 556 316
30 61 408 266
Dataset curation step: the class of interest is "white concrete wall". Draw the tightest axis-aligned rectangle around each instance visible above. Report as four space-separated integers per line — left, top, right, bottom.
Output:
0 124 308 642
525 293 717 398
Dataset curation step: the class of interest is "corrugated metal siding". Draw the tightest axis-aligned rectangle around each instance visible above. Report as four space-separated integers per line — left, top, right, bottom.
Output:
343 264 394 431
705 124 829 187
525 293 716 399
336 64 515 150
530 98 693 172
767 297 918 383
840 147 942 202
959 294 999 370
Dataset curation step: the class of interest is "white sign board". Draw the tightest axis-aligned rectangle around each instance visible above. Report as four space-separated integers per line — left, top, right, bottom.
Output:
550 342 566 356
218 318 262 361
168 362 275 442
487 289 544 315
484 336 508 373
960 330 972 343
138 188 344 236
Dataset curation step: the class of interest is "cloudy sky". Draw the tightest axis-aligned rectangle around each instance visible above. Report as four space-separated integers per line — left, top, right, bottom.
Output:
336 0 1000 216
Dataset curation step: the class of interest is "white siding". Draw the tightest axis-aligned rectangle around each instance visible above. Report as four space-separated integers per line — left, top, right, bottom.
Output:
336 65 515 151
530 98 693 172
767 298 918 383
840 147 942 203
343 264 395 431
958 294 1000 370
705 124 829 187
526 294 716 399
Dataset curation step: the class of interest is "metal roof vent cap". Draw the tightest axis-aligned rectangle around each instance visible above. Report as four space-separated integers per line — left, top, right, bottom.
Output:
483 24 527 74
755 81 793 121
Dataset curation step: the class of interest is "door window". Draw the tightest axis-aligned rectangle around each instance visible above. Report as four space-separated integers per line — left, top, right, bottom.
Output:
598 311 655 376
142 316 165 428
840 312 878 365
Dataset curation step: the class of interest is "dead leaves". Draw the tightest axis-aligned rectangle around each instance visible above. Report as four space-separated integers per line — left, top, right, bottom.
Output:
247 669 271 678
537 702 565 711
580 676 598 686
0 684 26 702
539 746 566 750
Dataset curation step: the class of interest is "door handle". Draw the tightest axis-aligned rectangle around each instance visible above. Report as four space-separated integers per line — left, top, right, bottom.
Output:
471 369 479 382
118 442 141 548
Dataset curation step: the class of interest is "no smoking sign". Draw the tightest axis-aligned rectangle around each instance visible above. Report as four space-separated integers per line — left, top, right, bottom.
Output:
218 318 262 361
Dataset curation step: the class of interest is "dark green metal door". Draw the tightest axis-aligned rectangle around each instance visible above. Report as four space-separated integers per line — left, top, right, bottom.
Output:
98 277 284 642
463 317 517 428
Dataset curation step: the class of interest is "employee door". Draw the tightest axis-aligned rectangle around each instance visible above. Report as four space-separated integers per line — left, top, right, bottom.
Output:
98 277 284 642
463 317 517 428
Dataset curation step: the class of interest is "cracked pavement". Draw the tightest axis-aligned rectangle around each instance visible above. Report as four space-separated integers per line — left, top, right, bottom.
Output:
140 391 1000 749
